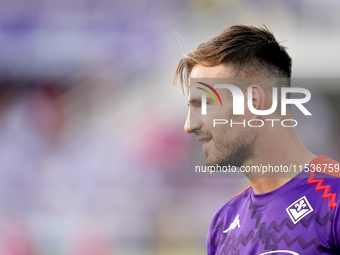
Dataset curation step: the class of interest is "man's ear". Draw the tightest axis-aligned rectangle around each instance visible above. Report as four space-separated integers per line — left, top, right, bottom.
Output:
245 85 266 117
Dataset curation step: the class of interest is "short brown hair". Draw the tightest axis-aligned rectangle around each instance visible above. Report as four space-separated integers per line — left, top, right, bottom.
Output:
173 25 292 94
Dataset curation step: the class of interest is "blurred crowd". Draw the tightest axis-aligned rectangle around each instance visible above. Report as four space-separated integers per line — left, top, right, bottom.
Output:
0 0 340 254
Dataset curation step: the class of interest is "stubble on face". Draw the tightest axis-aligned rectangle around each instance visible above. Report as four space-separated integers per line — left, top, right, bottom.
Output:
199 125 256 168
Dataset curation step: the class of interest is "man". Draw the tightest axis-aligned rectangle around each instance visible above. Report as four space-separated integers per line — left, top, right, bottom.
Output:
173 25 340 254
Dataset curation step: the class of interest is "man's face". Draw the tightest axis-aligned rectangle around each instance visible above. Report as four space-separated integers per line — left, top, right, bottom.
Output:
185 64 256 167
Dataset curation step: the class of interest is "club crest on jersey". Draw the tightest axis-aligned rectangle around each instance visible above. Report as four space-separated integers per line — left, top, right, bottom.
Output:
223 214 240 234
286 196 313 224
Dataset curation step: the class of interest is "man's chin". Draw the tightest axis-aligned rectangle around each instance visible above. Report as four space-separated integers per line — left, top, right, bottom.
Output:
204 155 223 167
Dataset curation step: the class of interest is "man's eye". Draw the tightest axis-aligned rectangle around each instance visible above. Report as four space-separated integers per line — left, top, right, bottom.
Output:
188 103 202 108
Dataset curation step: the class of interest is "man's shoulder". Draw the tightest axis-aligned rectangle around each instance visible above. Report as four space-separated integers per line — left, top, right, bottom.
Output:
307 156 340 197
307 170 340 209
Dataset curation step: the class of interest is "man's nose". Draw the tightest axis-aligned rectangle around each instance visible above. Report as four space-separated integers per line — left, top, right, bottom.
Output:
184 110 201 134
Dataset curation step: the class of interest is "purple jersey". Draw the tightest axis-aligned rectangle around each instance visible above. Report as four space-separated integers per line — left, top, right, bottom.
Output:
207 157 340 255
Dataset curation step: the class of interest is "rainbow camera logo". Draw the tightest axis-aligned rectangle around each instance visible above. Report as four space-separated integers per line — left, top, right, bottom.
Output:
196 82 222 106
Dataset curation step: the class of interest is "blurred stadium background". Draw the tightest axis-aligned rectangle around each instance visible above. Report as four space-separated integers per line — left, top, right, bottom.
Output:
0 0 340 254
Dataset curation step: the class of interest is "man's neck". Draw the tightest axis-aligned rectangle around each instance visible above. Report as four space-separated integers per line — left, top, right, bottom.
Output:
243 135 317 194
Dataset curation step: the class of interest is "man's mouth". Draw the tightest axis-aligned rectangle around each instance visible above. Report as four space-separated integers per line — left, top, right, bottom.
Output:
202 139 212 151
196 136 212 151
